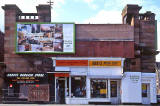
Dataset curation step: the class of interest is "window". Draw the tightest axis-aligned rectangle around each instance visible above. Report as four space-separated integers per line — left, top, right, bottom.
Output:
91 79 107 98
142 84 148 97
110 81 117 97
71 76 86 97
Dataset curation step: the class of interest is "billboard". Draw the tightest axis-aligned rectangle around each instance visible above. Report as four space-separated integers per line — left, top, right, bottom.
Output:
16 23 75 53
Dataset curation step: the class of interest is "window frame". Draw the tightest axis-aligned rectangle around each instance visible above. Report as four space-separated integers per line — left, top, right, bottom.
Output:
70 76 86 98
90 79 108 98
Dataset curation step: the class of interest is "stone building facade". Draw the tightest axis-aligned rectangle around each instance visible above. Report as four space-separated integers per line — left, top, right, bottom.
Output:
0 31 4 103
1 4 158 104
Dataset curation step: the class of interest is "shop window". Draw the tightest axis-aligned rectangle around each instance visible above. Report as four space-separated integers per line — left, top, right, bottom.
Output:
142 84 147 97
71 76 86 98
91 79 107 98
110 81 117 97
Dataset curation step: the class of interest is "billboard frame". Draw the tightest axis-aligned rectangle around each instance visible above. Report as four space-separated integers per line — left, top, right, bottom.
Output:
15 22 75 54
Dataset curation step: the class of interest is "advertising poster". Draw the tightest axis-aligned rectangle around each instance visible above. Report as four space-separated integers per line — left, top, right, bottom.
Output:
16 23 75 53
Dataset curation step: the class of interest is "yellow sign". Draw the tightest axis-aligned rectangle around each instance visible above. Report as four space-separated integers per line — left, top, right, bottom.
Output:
89 61 121 67
100 89 107 94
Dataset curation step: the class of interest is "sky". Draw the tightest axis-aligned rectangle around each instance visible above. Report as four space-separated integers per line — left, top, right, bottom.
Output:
0 0 160 61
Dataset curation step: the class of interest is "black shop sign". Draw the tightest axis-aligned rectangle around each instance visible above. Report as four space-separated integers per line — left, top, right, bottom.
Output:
5 73 48 84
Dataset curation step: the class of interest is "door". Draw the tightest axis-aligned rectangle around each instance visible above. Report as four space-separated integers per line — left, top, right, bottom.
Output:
110 80 120 104
142 83 150 104
55 77 65 104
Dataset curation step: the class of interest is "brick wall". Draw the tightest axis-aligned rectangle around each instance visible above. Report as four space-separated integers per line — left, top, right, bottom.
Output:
2 5 52 73
0 31 4 62
122 4 157 72
2 4 135 73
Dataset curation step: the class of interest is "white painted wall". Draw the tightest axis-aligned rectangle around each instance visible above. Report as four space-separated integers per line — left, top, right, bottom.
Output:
86 77 90 99
65 98 88 104
89 67 122 76
121 72 142 103
55 67 70 71
70 67 88 76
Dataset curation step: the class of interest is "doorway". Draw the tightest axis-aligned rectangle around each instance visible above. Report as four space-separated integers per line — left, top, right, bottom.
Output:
110 80 120 104
142 83 150 104
55 77 65 104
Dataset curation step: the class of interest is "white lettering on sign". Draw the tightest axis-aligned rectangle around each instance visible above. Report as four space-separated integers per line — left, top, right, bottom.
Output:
20 74 34 77
6 73 45 78
7 74 19 77
35 74 44 77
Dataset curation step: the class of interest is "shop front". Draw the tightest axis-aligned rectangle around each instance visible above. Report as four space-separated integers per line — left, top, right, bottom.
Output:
3 73 51 103
53 57 124 104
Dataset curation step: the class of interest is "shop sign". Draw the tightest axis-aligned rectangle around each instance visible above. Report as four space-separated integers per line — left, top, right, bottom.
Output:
129 75 140 83
54 73 69 77
89 61 121 67
5 73 47 84
56 60 88 66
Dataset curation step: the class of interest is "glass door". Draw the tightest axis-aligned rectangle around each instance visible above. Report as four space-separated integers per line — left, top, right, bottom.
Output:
55 77 65 104
110 81 117 97
110 80 120 104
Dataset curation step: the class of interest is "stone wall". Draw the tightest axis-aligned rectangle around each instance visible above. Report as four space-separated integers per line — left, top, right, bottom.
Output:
122 4 157 72
2 5 52 73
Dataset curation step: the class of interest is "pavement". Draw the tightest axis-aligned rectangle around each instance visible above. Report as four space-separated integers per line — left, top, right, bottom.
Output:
0 104 144 106
0 104 109 106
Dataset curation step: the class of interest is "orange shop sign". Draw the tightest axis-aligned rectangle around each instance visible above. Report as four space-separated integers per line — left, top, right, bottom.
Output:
56 60 88 66
54 73 69 77
89 61 121 67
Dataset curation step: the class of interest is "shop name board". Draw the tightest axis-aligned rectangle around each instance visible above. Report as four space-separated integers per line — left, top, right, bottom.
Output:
56 60 88 66
129 75 140 83
54 73 69 77
7 73 45 77
89 61 121 67
56 60 121 67
5 73 47 84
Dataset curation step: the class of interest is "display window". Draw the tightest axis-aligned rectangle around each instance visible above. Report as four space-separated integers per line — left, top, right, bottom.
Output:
71 76 86 98
91 79 108 98
110 81 117 97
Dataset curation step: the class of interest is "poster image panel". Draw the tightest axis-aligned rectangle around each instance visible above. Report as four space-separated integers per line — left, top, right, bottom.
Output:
16 22 75 54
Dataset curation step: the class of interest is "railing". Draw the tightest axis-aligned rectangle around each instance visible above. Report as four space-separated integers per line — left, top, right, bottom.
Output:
17 13 39 22
1 88 55 104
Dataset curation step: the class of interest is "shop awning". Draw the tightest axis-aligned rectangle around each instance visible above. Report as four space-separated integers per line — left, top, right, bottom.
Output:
88 75 122 79
54 73 69 77
47 71 70 77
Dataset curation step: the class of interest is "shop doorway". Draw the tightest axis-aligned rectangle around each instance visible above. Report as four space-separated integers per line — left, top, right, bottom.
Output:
55 77 65 104
110 80 120 104
142 83 150 104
